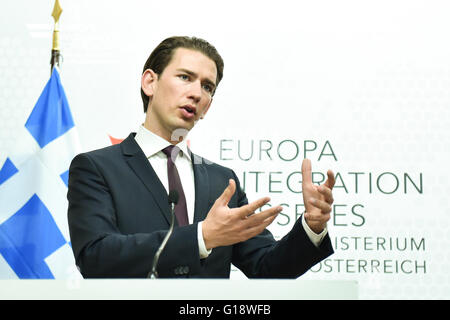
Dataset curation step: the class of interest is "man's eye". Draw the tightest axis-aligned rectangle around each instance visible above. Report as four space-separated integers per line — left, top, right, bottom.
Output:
202 84 213 93
179 74 190 81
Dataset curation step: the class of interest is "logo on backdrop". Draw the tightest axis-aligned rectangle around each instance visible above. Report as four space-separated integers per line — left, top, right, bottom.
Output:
219 138 426 276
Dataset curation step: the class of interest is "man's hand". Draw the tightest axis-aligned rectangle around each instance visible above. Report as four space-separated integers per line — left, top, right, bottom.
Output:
302 158 335 234
202 179 282 250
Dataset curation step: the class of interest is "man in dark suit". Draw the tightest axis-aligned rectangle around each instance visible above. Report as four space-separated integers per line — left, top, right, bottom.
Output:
68 36 335 278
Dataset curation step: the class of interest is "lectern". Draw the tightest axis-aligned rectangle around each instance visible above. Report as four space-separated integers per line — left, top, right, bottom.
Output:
0 279 357 299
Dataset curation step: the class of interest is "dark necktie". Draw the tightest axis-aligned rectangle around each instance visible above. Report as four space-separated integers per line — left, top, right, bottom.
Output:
161 145 189 226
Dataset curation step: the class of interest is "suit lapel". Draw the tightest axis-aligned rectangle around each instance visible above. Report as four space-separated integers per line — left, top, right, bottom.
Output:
191 152 211 223
120 133 172 224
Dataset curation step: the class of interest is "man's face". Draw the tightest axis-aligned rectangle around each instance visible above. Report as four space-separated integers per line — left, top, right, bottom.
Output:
142 48 217 142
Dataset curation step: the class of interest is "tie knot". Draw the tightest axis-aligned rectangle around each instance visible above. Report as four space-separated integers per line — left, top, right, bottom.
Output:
162 145 181 160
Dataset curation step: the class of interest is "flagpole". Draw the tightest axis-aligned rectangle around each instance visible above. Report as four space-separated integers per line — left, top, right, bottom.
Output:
50 0 63 74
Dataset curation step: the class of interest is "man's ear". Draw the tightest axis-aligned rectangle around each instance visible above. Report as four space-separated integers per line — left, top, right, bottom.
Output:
141 69 158 99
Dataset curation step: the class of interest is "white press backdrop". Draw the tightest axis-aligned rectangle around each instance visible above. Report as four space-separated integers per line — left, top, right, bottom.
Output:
1 0 449 299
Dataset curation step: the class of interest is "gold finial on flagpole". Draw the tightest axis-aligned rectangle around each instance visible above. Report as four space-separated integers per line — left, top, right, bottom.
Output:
50 0 63 72
52 0 63 22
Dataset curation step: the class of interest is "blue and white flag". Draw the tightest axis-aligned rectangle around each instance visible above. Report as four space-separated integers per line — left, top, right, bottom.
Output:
0 68 81 279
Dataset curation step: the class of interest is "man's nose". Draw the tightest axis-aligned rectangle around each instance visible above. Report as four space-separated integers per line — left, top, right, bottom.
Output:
187 80 202 102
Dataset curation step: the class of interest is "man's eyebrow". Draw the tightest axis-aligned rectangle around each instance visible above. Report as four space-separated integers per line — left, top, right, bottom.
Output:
177 68 216 88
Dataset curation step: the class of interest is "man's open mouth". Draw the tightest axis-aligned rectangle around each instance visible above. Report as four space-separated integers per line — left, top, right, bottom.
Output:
181 105 196 115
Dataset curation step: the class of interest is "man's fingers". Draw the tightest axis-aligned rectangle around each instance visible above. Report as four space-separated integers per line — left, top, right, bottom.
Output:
244 213 278 238
325 169 336 189
309 198 332 214
242 208 280 238
217 179 236 206
245 205 282 226
318 185 334 205
301 158 313 186
237 196 271 218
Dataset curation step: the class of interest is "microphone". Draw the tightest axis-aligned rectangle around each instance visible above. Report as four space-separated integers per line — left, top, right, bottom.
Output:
148 190 179 279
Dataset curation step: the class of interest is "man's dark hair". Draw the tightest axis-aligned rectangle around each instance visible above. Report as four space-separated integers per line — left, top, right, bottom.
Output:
141 36 224 113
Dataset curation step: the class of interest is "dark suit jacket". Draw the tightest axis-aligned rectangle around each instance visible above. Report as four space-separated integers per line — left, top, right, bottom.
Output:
67 133 333 278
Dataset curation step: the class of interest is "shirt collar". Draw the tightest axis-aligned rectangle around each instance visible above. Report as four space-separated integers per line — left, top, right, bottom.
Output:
134 124 191 161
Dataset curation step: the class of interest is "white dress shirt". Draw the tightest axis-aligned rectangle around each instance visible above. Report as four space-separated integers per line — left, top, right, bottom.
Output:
134 125 326 260
134 125 211 258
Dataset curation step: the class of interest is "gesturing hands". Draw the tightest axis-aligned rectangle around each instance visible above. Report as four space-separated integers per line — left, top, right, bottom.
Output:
301 158 335 234
202 159 335 249
202 179 282 250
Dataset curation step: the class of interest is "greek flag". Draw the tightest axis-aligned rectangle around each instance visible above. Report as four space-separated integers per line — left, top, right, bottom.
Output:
0 68 81 279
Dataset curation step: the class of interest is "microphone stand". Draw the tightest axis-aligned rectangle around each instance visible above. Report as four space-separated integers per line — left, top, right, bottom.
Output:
148 191 178 279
